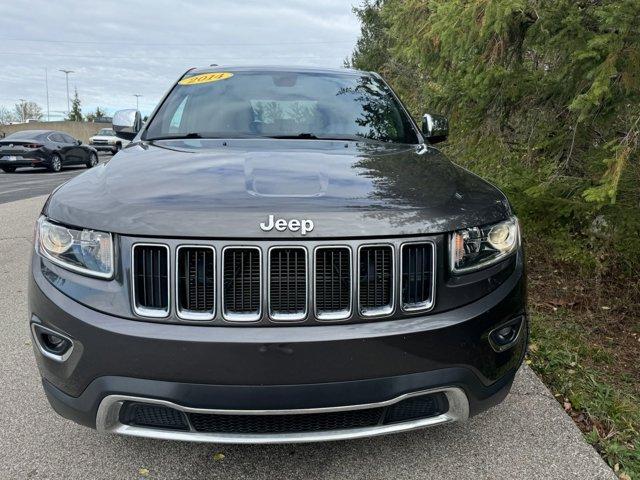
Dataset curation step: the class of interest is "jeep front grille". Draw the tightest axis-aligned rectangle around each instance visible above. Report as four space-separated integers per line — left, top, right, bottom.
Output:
315 247 351 320
223 247 261 321
358 245 393 316
401 242 435 312
132 244 170 317
269 247 307 320
176 246 215 320
129 238 436 323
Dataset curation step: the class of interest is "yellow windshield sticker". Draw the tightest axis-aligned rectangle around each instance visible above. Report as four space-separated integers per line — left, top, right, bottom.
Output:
179 72 233 85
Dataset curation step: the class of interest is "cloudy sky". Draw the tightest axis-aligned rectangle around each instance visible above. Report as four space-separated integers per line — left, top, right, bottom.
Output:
0 0 361 119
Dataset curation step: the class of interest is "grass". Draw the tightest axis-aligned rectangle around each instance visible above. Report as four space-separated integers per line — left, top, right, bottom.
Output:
527 300 640 480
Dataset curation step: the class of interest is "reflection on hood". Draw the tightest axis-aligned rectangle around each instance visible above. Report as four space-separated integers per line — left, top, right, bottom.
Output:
46 139 510 238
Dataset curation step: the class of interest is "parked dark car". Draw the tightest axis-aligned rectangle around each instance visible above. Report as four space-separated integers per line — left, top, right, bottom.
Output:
29 66 526 444
0 130 98 173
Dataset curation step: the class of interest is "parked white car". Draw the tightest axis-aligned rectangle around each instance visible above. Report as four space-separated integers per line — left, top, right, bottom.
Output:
89 128 129 154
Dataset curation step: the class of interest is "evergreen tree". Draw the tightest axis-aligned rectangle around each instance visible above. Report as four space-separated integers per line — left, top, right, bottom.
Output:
350 0 640 273
67 88 83 122
86 106 105 122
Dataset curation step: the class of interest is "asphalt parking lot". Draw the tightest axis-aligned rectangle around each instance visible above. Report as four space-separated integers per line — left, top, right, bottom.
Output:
0 152 112 204
0 194 616 480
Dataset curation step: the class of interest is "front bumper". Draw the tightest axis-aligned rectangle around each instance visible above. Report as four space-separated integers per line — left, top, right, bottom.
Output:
29 253 526 443
89 143 115 152
45 375 487 444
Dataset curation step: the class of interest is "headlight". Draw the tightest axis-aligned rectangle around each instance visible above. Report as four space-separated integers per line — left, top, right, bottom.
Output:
36 216 114 278
450 216 519 273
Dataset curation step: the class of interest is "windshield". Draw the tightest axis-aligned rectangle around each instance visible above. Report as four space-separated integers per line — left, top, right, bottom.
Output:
144 71 419 144
97 129 114 136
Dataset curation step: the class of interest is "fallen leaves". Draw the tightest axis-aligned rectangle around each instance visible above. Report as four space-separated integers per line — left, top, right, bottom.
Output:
212 452 225 462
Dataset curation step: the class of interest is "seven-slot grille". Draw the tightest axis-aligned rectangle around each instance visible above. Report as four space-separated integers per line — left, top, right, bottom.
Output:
315 247 351 319
269 247 307 320
223 247 261 320
359 245 393 316
132 244 169 317
176 246 215 319
131 241 436 322
401 242 435 311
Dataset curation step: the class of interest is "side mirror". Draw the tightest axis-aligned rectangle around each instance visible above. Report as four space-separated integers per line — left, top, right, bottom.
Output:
77 140 82 145
422 113 448 144
113 109 142 141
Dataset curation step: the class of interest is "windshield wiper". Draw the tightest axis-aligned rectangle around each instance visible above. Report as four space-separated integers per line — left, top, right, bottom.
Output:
146 133 276 141
266 133 319 139
267 133 363 141
146 132 366 142
145 132 203 141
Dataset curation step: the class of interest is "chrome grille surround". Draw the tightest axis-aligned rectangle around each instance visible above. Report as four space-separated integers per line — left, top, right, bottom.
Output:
268 246 308 322
222 246 262 322
357 244 395 318
175 245 216 321
313 245 353 321
400 241 436 313
128 237 437 325
131 243 170 318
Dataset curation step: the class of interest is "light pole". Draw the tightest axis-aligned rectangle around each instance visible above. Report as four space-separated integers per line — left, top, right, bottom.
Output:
59 69 74 116
133 94 142 110
18 98 26 123
45 68 50 122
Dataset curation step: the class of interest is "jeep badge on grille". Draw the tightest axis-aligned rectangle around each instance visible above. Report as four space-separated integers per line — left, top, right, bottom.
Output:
260 215 314 235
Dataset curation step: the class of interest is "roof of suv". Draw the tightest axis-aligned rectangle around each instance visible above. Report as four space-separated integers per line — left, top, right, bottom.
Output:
186 65 372 77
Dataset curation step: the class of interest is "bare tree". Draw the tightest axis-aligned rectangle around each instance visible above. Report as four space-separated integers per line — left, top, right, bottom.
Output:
0 106 15 125
13 100 43 123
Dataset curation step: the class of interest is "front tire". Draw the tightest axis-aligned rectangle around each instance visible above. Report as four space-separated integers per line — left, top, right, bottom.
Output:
86 152 98 168
48 154 62 172
1 166 16 173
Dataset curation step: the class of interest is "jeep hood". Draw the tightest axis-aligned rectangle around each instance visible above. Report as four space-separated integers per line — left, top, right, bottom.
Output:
46 139 511 238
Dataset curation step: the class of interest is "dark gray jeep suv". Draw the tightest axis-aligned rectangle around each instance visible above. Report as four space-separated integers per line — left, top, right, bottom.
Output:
29 66 526 443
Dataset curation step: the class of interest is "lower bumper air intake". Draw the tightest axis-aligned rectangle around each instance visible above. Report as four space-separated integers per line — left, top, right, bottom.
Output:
97 388 466 444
